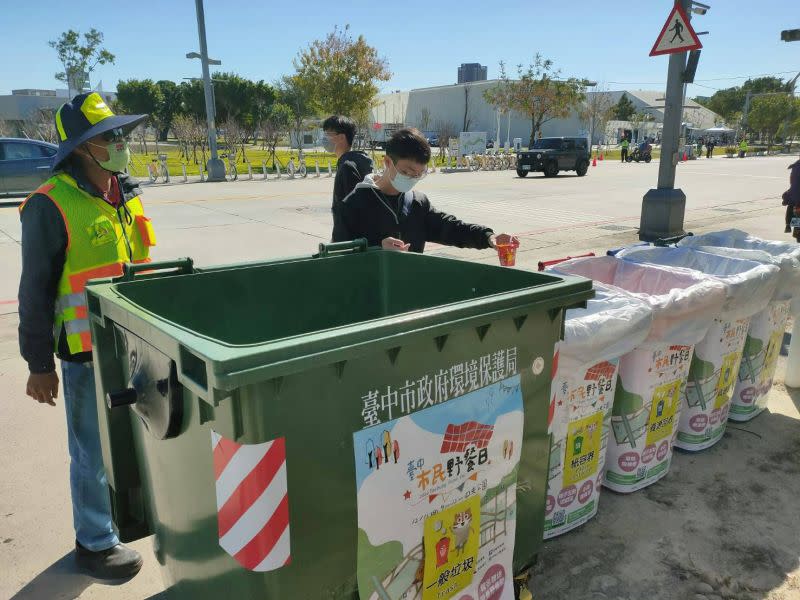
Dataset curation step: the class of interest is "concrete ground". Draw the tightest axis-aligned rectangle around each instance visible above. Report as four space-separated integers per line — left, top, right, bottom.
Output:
0 155 797 599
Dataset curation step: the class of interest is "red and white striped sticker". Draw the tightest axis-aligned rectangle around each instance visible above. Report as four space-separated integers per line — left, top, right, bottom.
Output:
211 431 291 571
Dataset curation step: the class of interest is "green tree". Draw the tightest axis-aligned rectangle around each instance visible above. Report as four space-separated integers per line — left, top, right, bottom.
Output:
49 29 115 96
293 25 390 119
211 72 254 125
154 80 183 141
612 93 636 121
694 76 790 124
115 79 162 154
748 94 798 150
179 79 206 120
494 55 585 147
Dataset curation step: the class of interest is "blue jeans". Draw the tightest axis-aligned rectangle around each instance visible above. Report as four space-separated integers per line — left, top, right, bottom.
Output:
61 361 119 551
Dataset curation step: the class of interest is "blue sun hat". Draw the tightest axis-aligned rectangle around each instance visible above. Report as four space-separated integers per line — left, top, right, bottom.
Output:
52 91 148 169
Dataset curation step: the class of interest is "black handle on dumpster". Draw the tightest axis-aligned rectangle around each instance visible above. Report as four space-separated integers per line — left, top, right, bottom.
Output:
654 233 693 247
316 238 368 257
118 258 195 282
106 387 138 408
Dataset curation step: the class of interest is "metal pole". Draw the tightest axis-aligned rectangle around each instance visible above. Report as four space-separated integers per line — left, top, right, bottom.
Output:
785 319 800 387
639 0 692 241
194 0 225 181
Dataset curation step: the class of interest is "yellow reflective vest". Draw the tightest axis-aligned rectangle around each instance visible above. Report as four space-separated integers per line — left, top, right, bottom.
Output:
20 172 155 354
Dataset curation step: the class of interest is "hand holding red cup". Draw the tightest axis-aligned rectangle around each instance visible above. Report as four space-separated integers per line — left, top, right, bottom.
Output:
491 233 520 266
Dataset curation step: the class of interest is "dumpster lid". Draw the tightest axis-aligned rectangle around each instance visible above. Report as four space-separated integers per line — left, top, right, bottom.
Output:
617 246 781 320
553 256 727 346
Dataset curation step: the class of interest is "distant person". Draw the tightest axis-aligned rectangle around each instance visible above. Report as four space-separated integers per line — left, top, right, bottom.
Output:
706 139 715 158
782 156 800 233
323 115 374 241
696 137 704 156
334 127 517 253
620 137 630 163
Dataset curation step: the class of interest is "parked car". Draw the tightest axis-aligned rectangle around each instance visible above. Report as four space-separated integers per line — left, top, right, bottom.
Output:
422 131 439 147
0 138 58 196
516 136 590 178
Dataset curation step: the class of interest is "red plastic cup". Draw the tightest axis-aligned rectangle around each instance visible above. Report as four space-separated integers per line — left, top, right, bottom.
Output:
496 240 520 266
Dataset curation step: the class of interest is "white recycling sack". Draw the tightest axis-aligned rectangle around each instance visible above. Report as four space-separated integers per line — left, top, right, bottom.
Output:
616 246 780 321
616 247 781 450
544 284 652 537
553 257 726 492
679 230 800 312
679 245 793 421
554 256 727 347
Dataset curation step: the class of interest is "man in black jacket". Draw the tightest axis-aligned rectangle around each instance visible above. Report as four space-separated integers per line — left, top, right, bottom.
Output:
323 115 373 240
334 127 517 253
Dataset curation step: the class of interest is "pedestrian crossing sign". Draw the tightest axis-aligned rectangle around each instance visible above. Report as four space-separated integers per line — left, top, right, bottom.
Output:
650 2 702 56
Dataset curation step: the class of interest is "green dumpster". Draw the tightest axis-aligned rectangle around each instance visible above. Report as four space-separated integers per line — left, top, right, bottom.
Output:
86 240 593 599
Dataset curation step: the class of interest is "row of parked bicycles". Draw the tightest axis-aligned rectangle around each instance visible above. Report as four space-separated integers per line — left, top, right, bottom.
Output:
445 148 518 172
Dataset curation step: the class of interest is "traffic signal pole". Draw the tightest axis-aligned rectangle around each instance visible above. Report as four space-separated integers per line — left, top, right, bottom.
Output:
639 0 693 241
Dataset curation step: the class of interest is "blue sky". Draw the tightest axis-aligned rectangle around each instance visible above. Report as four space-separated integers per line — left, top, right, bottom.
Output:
1 0 797 98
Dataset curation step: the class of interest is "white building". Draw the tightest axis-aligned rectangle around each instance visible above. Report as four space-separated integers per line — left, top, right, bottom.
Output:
371 83 723 147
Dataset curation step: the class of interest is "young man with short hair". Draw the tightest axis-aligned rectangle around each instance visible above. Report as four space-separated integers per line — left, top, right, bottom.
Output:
322 115 373 240
333 127 516 253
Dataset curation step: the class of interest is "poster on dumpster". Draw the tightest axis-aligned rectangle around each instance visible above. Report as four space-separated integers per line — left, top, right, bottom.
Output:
545 358 618 538
676 317 750 451
730 301 790 421
353 373 523 600
603 344 692 493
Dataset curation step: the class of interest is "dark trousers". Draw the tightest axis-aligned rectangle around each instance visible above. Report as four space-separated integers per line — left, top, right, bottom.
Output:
787 203 794 228
706 147 713 158
621 148 628 162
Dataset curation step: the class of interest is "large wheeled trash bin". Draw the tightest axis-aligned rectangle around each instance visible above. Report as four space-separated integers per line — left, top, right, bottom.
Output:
544 283 652 538
616 247 780 450
86 241 593 600
553 256 726 492
678 230 800 421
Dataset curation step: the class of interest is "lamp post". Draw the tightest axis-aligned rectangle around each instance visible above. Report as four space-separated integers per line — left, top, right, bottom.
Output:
188 0 225 181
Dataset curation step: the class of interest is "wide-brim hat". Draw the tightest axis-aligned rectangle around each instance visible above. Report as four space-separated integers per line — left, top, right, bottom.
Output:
53 91 148 169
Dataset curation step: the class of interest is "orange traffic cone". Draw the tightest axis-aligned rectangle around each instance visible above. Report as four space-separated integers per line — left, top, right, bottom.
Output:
599 152 604 161
592 156 597 167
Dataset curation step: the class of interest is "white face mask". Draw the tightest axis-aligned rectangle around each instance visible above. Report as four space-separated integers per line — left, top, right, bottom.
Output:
388 162 424 193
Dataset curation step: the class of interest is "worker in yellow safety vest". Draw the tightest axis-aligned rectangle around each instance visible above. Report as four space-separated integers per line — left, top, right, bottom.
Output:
18 92 154 579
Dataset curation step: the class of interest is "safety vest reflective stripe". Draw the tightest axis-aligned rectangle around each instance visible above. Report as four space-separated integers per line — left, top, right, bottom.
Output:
67 263 125 292
55 292 85 312
64 319 90 335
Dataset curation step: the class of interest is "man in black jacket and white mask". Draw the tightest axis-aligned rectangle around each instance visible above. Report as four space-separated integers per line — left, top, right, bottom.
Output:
334 127 517 253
